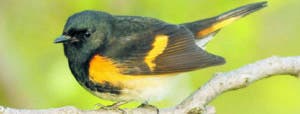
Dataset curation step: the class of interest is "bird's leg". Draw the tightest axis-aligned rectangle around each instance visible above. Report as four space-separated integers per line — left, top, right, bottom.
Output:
138 101 159 114
108 101 128 108
95 101 128 113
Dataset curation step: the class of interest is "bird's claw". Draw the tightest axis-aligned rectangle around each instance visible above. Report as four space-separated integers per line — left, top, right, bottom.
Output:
138 102 159 114
94 103 127 114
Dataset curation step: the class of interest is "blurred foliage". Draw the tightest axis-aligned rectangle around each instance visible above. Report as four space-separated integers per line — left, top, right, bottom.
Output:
0 0 299 114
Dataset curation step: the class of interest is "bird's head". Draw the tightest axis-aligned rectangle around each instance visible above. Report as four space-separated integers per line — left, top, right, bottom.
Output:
55 10 113 63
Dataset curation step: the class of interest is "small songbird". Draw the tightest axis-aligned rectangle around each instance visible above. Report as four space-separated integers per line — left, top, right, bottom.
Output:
55 2 267 108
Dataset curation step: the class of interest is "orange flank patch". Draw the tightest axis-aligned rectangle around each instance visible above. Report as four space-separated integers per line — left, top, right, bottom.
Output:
144 35 169 71
197 17 241 38
88 55 160 86
89 55 133 85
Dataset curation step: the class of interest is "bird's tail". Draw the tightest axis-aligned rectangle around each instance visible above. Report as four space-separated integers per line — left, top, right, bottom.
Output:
183 1 267 39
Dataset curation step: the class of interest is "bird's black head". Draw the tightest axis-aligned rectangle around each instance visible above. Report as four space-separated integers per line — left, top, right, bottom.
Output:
55 10 113 63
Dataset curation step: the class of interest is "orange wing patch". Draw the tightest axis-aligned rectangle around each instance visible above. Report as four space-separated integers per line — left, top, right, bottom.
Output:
89 35 169 85
144 35 169 71
197 17 241 38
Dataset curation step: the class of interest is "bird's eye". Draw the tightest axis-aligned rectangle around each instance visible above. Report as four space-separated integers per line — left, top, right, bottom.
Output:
84 31 91 38
68 29 91 40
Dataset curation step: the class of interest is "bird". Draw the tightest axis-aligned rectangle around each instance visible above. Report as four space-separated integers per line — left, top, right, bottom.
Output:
54 1 267 108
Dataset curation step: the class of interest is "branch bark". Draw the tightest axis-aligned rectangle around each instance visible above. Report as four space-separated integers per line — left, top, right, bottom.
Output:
1 56 300 114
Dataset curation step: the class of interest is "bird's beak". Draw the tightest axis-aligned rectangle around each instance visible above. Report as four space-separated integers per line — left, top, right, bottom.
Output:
54 35 71 43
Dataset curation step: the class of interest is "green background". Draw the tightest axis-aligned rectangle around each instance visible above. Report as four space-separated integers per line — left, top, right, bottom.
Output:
0 0 299 114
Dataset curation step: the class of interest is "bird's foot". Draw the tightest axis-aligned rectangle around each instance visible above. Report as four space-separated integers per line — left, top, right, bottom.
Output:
95 101 127 113
138 102 159 114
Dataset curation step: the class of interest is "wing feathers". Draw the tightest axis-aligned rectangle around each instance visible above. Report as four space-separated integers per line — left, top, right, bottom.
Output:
104 24 225 75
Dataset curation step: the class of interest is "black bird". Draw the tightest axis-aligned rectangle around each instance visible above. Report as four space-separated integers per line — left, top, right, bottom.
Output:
55 2 267 108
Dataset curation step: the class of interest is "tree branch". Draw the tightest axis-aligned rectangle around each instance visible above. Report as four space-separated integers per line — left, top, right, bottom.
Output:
1 56 300 114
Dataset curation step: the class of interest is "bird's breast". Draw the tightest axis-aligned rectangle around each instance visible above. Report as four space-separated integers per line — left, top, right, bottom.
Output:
87 54 179 101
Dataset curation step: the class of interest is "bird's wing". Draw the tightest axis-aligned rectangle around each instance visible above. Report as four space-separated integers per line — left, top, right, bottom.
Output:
96 23 225 75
